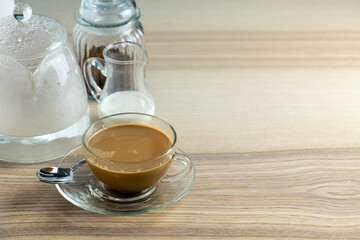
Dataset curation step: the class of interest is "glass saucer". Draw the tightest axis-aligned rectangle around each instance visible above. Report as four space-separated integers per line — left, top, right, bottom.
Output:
55 145 195 215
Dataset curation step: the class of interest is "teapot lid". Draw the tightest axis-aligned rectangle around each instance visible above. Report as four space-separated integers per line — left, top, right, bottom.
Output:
75 0 141 27
0 3 67 60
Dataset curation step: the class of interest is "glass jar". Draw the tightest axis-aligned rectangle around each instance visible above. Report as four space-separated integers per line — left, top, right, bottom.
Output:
73 0 145 96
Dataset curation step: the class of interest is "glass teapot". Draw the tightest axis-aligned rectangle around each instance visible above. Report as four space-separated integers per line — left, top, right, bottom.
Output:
0 4 90 163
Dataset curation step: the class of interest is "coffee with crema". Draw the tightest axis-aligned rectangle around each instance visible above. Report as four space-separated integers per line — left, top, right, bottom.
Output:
85 124 173 193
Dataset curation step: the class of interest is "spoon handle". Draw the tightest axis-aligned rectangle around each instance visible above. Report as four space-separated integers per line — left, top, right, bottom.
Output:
70 158 86 171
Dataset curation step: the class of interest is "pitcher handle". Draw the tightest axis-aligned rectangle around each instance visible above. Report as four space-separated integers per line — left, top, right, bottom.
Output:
83 57 107 102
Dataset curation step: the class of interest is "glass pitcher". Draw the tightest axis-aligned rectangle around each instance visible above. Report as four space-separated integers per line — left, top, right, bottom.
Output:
83 41 155 118
73 0 145 97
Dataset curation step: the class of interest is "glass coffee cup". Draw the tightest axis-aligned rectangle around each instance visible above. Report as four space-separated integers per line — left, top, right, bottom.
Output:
82 113 193 202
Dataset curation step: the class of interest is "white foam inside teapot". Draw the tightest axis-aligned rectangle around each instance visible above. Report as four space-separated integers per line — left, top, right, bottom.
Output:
0 4 89 137
0 48 88 137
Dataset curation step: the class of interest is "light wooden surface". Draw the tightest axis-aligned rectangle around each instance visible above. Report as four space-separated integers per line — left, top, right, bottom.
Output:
3 0 360 239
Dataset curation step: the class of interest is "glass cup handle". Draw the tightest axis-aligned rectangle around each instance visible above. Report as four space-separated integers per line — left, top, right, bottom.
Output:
83 57 107 102
162 152 193 182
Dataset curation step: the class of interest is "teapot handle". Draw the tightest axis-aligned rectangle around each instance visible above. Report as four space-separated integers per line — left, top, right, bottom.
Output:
83 57 107 102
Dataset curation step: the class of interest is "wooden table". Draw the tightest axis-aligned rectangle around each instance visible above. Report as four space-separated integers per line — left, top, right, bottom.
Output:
3 0 360 238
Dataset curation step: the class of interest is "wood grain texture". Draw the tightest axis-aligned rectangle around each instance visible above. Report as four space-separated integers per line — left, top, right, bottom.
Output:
2 149 360 239
3 0 360 239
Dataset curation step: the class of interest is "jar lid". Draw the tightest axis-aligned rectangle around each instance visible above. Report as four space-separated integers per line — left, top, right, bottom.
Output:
0 3 67 60
75 0 141 27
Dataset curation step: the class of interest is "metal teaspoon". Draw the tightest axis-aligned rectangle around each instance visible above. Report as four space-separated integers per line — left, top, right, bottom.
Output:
36 158 86 184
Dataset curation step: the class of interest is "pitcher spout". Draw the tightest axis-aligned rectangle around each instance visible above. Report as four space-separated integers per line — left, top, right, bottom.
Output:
83 41 155 117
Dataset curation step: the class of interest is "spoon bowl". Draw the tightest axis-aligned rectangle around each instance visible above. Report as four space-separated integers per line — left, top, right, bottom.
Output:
36 158 86 184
